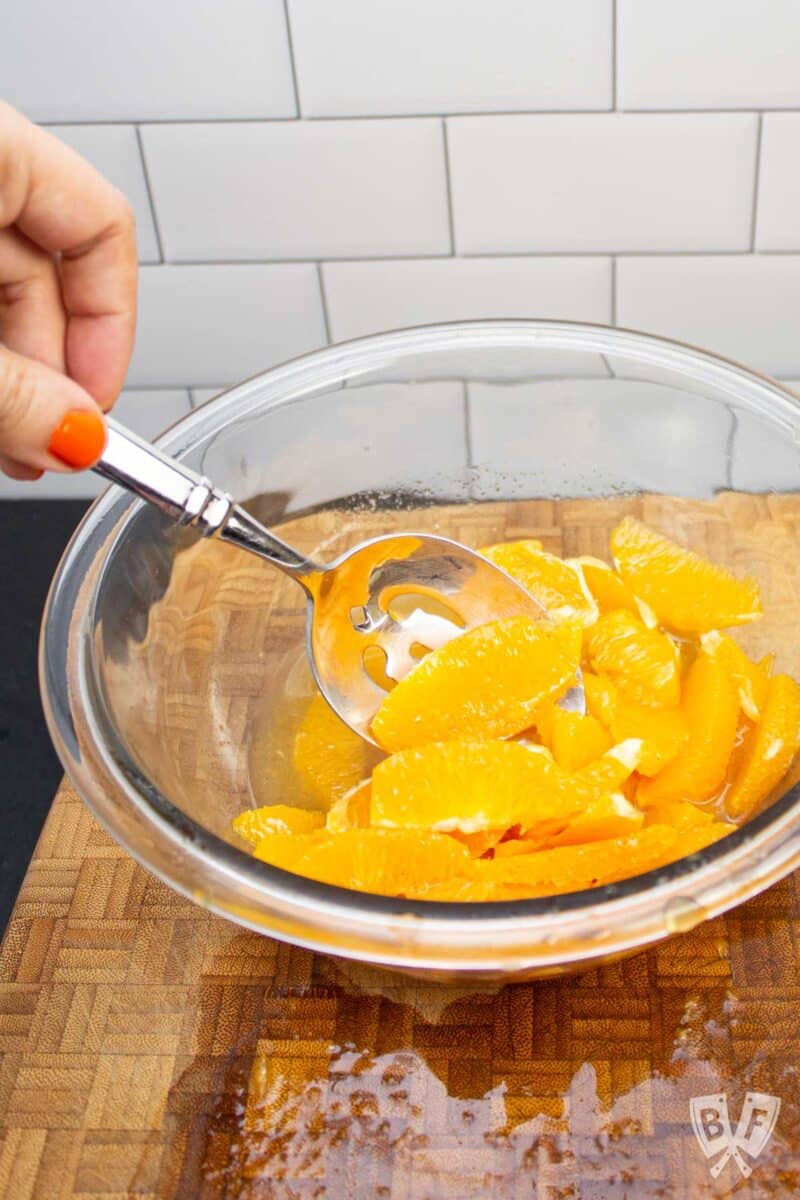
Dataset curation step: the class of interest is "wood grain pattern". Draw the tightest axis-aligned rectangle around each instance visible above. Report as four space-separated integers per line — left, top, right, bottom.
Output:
3 492 800 1197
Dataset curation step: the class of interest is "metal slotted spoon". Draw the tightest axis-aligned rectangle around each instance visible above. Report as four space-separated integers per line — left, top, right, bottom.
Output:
94 418 585 745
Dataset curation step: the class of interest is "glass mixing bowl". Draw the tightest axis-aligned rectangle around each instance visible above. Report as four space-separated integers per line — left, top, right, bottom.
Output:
40 320 800 979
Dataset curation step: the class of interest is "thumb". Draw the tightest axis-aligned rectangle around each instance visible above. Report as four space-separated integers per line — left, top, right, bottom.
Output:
0 343 107 475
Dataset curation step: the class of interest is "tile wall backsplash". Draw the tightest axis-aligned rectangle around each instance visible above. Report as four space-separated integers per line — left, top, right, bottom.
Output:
2 0 800 495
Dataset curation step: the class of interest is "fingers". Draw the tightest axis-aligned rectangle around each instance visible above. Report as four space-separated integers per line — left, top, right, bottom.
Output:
0 101 137 410
0 454 42 481
0 225 66 373
0 342 106 473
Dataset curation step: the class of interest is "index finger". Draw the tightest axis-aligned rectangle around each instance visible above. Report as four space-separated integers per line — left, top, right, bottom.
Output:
0 101 137 409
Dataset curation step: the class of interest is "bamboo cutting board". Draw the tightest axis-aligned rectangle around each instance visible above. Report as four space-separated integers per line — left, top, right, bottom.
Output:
3 492 800 1198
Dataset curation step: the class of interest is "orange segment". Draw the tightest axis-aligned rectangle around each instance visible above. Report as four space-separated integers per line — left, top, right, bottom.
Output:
725 674 800 819
528 697 558 746
232 804 325 846
495 793 643 853
544 794 644 846
638 652 740 807
572 556 657 627
643 801 717 831
586 610 681 708
294 693 367 802
572 738 644 798
326 780 371 832
550 709 613 771
448 829 507 857
612 700 688 777
371 739 642 836
700 631 773 721
254 828 474 896
252 830 326 873
611 516 762 633
371 740 572 834
406 878 501 902
583 671 618 725
585 670 688 776
480 541 598 627
476 823 732 893
371 616 579 752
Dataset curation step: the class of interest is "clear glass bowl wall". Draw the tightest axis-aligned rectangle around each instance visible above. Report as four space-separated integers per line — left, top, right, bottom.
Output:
41 321 800 978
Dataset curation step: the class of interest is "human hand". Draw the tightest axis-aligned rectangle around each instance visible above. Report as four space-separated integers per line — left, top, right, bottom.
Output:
0 101 137 480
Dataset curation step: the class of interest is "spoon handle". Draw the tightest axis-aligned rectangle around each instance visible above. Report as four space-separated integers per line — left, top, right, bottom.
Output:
94 417 319 580
96 417 234 533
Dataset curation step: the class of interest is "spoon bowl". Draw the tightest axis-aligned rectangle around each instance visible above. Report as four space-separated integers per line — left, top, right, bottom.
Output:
305 530 556 742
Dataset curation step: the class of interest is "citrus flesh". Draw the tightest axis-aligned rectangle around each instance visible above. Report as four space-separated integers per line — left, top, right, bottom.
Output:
586 609 681 708
637 652 740 807
480 541 598 627
549 709 613 771
233 804 325 846
370 739 640 836
370 615 580 752
572 556 656 626
293 693 368 802
611 516 761 633
700 630 773 721
584 671 688 776
236 521 797 902
725 674 800 819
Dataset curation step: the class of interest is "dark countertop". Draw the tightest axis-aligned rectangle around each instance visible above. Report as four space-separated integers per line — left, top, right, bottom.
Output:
0 500 89 930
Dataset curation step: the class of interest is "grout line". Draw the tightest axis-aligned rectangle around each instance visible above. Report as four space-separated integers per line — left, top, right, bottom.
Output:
316 263 333 343
133 248 800 269
750 113 764 251
441 119 456 255
282 0 302 118
41 108 800 127
611 0 617 111
600 353 616 378
128 382 230 394
725 408 739 489
185 388 196 410
135 125 165 262
462 383 475 469
123 382 202 393
461 248 757 259
610 257 617 325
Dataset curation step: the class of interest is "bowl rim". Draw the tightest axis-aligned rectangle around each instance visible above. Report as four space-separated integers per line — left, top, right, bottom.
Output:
39 318 800 969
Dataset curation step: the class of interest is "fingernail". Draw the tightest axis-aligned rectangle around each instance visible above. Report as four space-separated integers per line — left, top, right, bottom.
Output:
48 409 106 469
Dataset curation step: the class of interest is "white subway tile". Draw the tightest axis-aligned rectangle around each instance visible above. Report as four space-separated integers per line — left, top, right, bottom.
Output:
0 390 191 499
323 258 611 342
1 0 295 121
448 114 757 253
200 381 468 510
756 115 800 251
45 126 159 263
288 0 611 116
616 256 800 378
618 0 800 109
730 406 800 493
468 380 732 499
141 121 450 260
127 265 326 387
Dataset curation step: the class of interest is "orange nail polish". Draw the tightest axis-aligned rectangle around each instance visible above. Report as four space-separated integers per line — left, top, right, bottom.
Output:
48 409 107 469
